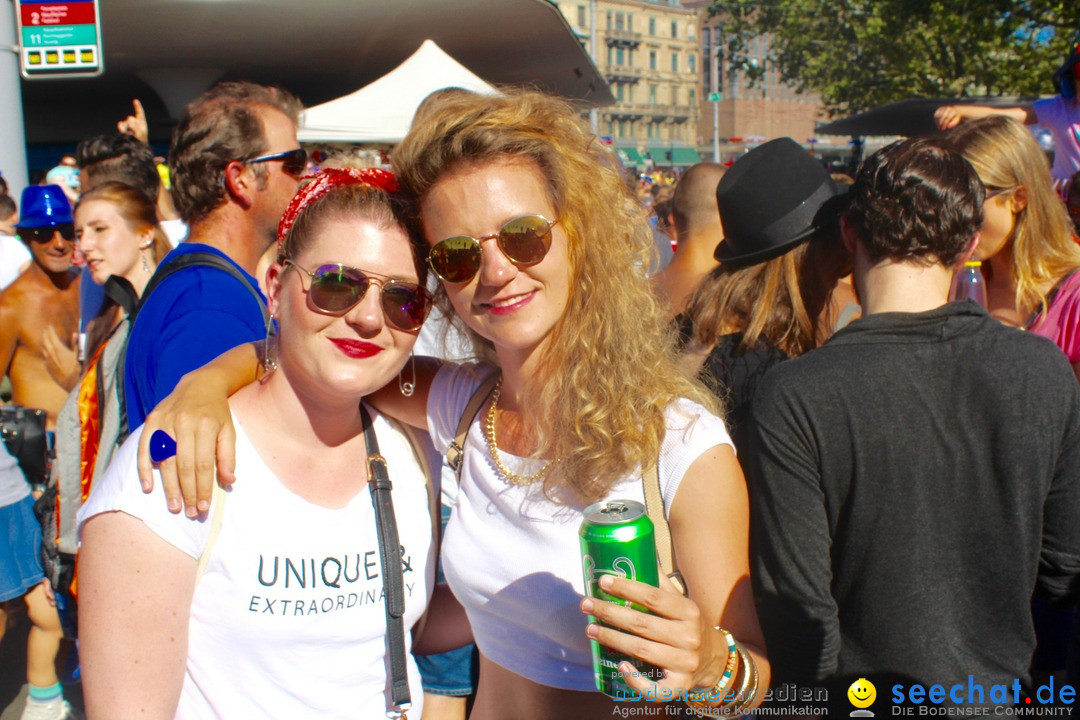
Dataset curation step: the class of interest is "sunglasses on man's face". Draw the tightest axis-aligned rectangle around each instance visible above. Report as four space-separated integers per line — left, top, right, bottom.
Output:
426 214 558 284
284 261 431 332
247 148 308 178
20 223 75 244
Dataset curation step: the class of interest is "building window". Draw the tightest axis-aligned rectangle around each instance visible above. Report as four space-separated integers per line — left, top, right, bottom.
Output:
615 12 624 31
606 10 611 30
627 13 633 32
616 83 624 101
671 85 678 106
649 84 658 105
671 52 678 72
616 47 625 65
577 4 586 28
671 21 678 38
649 17 656 35
688 54 696 73
649 50 657 70
689 88 696 107
607 46 613 66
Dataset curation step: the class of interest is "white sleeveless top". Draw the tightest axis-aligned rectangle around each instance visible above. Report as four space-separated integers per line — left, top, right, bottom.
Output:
427 363 732 691
79 407 436 719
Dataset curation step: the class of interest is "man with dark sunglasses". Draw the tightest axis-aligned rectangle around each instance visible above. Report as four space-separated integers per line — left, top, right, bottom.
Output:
123 81 304 442
0 185 80 430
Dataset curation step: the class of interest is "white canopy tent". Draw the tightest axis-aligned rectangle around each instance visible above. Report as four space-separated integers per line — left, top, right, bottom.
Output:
298 40 498 143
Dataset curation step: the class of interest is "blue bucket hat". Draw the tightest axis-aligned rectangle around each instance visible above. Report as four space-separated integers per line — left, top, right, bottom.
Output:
16 185 73 228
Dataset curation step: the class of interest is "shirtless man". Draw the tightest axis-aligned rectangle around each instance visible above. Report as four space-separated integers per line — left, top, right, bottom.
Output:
0 185 80 432
0 185 77 720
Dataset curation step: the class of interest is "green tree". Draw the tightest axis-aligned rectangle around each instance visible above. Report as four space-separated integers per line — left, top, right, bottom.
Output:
709 0 1079 114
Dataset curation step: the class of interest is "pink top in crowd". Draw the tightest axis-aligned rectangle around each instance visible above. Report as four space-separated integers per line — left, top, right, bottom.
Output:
1030 269 1080 363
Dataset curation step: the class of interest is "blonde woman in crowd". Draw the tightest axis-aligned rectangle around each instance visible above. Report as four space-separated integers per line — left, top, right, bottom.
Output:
945 116 1080 379
681 138 850 453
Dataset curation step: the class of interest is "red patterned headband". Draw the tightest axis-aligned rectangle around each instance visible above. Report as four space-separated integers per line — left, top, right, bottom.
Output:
277 167 400 243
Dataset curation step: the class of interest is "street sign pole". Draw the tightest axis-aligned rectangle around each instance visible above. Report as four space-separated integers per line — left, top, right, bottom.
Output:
1 0 29 194
16 0 102 79
711 46 721 162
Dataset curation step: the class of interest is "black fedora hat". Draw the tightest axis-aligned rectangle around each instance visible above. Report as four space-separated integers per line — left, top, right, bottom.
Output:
713 137 842 267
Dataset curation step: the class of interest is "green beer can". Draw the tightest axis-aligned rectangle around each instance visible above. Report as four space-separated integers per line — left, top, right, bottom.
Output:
579 499 662 698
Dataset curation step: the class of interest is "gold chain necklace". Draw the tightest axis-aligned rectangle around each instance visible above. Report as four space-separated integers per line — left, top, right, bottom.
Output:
483 378 555 486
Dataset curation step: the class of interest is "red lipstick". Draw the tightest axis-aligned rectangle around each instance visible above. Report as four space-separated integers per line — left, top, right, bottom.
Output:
329 338 383 358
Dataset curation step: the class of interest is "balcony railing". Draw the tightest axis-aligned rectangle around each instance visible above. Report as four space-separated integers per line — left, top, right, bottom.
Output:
605 28 642 47
605 66 643 84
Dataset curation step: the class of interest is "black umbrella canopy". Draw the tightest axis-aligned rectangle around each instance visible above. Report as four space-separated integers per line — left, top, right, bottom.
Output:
816 96 1038 137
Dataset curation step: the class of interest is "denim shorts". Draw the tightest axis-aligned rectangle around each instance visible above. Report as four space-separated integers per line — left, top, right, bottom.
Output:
415 504 479 696
0 494 45 602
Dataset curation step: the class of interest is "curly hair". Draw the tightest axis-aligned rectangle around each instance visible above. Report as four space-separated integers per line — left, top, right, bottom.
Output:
169 81 302 225
847 137 983 268
392 88 717 503
76 134 160 203
943 116 1080 318
687 225 849 358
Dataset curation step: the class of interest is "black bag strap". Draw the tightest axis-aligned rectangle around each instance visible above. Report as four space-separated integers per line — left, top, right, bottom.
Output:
115 251 269 444
361 406 411 718
446 372 500 483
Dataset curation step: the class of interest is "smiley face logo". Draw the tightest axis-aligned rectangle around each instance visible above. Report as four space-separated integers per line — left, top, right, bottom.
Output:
848 678 877 709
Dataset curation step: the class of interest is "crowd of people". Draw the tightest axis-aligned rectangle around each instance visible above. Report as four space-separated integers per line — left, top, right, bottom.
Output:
0 42 1078 720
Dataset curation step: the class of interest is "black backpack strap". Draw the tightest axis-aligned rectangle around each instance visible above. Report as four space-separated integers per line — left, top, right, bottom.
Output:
115 251 269 443
361 406 412 717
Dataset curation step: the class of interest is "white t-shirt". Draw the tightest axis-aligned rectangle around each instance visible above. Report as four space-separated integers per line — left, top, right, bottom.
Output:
1034 95 1080 192
0 233 31 290
427 363 732 691
78 407 436 719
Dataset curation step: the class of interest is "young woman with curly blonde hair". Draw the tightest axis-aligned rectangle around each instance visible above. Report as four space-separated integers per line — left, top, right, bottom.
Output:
945 115 1080 379
135 88 769 720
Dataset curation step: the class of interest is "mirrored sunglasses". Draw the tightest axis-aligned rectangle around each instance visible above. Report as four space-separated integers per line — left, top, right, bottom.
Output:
427 214 557 284
247 148 308 178
285 260 431 332
20 223 75 243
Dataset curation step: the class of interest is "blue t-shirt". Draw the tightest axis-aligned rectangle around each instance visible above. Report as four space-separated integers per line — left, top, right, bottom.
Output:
80 265 106 334
123 243 266 430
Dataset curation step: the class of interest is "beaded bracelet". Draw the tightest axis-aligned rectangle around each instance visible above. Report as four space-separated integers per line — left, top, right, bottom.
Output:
686 637 759 718
715 629 741 701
